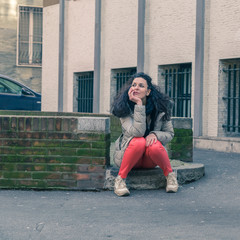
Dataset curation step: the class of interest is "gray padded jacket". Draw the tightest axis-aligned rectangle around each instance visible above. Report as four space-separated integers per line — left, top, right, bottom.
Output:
113 104 174 167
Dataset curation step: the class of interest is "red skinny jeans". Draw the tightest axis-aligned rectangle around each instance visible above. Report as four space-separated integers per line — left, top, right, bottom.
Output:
118 137 173 179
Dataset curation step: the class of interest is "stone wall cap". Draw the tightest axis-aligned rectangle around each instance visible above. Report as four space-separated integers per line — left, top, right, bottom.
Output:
78 117 110 133
171 117 192 129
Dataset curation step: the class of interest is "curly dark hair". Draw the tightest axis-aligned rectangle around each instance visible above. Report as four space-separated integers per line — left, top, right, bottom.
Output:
111 72 173 123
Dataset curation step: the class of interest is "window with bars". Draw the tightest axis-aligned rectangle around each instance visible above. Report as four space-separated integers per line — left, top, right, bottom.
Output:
76 72 93 113
17 6 43 66
114 68 136 94
110 68 136 107
159 64 192 117
222 63 240 134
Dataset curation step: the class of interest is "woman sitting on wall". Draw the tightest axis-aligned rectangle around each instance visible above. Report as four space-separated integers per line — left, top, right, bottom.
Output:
111 72 178 197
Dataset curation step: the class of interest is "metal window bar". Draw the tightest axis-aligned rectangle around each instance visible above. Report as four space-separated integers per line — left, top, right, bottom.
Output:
76 72 93 113
32 8 43 64
162 67 191 117
114 69 136 94
18 6 42 65
222 64 240 133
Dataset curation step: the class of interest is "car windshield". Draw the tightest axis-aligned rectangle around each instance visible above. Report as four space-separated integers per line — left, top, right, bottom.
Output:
0 77 22 94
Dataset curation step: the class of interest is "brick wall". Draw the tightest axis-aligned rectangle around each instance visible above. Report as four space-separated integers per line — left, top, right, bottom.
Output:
0 114 110 190
166 118 193 162
0 111 192 190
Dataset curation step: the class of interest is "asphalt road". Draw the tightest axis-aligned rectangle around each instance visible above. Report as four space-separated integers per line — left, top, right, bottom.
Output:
0 149 239 240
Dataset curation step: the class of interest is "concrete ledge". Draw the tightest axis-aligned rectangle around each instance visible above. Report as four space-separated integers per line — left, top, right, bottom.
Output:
104 160 205 190
194 137 240 153
78 117 110 133
171 117 192 129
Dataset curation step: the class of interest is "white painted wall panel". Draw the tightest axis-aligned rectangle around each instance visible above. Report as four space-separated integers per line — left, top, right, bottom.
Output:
42 4 59 111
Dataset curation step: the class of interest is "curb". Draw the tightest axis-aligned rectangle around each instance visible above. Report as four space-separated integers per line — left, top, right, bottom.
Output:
104 160 205 190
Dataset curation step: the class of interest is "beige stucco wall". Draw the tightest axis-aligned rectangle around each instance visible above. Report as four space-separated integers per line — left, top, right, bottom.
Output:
145 0 196 114
42 0 196 112
145 0 196 80
101 0 138 113
100 0 196 113
42 0 196 113
42 0 95 112
41 0 240 140
64 0 95 112
203 0 240 137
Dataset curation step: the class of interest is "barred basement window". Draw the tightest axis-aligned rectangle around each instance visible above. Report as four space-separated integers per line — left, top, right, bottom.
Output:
76 72 93 113
222 63 240 134
159 63 192 117
17 6 42 66
110 67 136 106
114 68 136 94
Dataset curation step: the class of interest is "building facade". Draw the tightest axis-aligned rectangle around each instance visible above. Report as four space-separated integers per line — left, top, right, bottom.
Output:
0 0 43 93
42 0 240 152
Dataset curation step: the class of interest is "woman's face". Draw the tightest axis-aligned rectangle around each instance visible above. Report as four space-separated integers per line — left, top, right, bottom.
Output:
130 77 151 102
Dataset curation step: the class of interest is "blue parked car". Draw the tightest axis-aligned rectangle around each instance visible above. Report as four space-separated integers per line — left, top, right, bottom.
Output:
0 74 41 111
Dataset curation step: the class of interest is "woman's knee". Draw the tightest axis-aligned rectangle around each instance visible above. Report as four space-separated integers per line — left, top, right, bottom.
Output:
147 140 165 152
129 137 146 149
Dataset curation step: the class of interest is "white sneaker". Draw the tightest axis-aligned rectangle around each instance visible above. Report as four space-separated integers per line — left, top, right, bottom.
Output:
166 172 178 193
114 175 130 197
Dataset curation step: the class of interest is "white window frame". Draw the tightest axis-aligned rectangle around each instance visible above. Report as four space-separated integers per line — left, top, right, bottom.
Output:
16 5 43 67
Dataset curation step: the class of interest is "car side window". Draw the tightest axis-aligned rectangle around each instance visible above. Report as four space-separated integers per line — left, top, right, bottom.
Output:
0 82 12 93
0 77 22 94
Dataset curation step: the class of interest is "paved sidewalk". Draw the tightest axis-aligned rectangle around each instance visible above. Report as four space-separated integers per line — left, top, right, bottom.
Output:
0 149 240 240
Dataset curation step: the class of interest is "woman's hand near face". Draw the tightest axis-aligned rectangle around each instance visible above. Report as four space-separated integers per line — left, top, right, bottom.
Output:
145 133 157 146
128 88 142 105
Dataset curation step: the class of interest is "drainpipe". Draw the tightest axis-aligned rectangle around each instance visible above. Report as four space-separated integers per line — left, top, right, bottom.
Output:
137 0 145 73
93 0 101 113
58 0 65 112
194 0 205 137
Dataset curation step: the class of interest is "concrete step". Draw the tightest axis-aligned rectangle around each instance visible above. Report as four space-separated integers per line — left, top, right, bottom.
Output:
104 160 205 190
